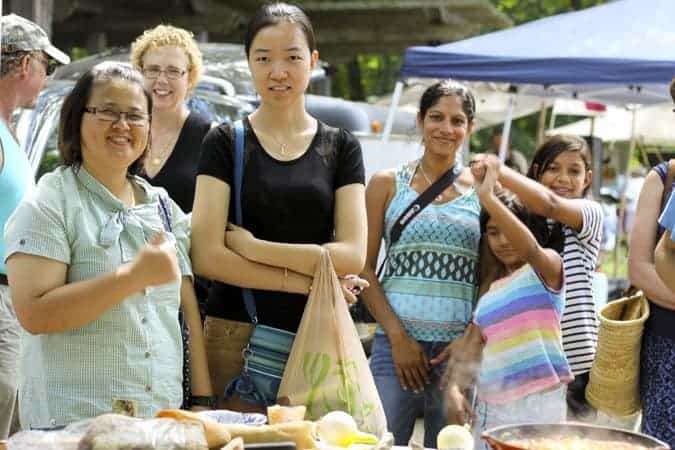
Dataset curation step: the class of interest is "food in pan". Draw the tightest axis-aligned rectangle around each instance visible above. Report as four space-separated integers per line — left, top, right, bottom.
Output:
506 437 650 450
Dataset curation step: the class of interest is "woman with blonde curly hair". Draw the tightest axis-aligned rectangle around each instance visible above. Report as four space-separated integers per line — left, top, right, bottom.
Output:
131 25 214 410
130 24 210 214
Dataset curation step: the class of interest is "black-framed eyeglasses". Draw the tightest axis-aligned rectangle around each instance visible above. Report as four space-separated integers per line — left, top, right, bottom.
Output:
142 66 187 80
83 107 150 127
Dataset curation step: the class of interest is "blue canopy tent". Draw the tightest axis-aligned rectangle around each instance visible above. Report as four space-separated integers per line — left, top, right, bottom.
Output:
383 0 675 262
384 0 675 146
400 0 675 105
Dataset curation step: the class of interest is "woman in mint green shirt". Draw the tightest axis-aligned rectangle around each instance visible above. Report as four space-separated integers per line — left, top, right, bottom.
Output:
3 62 211 428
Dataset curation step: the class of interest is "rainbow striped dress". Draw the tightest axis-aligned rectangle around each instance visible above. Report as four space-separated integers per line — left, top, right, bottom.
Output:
474 265 573 405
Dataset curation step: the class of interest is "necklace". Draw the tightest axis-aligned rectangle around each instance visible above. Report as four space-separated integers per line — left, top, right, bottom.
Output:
150 144 172 166
418 161 446 202
149 129 181 168
149 120 183 167
264 132 288 156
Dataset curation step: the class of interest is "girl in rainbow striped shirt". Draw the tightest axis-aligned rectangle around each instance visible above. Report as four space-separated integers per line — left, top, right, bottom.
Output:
443 158 573 444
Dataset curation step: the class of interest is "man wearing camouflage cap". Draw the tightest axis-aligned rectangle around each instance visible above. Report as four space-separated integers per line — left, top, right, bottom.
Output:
0 13 69 437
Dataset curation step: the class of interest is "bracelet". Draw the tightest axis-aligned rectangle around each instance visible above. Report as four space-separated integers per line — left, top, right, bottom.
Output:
190 395 216 408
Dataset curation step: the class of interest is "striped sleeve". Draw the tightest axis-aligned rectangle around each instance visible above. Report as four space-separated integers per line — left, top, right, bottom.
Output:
576 199 604 246
561 200 603 375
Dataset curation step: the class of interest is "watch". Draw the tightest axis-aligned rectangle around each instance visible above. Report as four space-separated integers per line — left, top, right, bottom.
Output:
190 395 216 408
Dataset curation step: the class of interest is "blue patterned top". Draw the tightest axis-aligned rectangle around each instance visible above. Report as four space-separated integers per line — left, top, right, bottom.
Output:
376 161 481 342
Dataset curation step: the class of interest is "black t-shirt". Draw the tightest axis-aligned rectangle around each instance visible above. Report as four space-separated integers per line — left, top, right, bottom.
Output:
198 117 365 331
143 111 211 213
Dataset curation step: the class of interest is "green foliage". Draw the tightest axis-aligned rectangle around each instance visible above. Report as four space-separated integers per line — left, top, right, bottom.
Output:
70 47 89 61
329 0 606 109
331 54 402 101
470 112 593 156
490 0 608 24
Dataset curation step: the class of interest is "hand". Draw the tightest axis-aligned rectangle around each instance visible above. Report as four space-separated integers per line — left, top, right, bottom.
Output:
226 224 257 259
484 154 502 172
390 333 430 393
339 275 369 305
475 159 500 201
470 159 487 184
130 232 180 288
440 324 484 391
470 154 501 183
445 384 475 425
429 340 455 366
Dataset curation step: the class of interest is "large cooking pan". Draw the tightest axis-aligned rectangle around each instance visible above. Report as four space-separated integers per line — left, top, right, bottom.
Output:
482 423 670 450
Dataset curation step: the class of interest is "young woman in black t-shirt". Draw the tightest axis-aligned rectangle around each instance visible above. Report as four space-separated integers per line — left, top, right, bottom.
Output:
191 3 368 410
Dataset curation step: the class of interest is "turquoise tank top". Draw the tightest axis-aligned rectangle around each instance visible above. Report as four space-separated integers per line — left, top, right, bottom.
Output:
0 119 34 274
377 160 481 342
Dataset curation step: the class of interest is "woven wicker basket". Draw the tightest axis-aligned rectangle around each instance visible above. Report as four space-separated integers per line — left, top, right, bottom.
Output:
585 292 649 417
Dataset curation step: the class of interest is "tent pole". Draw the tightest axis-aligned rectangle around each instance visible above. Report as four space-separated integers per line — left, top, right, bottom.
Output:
614 107 638 278
461 138 470 166
548 106 557 131
382 80 404 144
536 101 547 146
499 92 516 161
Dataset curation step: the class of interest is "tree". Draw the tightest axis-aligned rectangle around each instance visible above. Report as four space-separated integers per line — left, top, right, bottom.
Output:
489 0 607 25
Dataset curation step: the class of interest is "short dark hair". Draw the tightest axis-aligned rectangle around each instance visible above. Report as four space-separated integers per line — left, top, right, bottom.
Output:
58 62 152 176
670 77 675 103
527 134 592 196
245 2 316 58
418 79 476 123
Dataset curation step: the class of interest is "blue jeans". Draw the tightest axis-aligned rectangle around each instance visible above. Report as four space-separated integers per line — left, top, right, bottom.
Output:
370 334 448 449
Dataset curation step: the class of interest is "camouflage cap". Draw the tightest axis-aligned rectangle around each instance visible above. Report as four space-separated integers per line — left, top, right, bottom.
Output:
1 13 70 65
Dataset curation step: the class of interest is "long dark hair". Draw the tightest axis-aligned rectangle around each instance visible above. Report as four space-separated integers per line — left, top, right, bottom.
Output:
245 2 316 58
527 134 592 197
478 189 565 296
58 62 152 176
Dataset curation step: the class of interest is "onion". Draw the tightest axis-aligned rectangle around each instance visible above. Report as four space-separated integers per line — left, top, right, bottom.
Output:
436 424 474 450
316 411 378 447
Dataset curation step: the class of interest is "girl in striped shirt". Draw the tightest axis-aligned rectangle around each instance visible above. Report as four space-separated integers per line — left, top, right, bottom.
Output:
444 158 571 443
482 135 603 420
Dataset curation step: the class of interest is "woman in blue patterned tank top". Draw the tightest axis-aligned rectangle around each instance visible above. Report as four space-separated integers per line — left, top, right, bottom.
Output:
360 81 481 448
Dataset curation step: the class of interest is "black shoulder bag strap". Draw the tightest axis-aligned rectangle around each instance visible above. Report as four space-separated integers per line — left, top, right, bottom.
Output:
376 165 460 278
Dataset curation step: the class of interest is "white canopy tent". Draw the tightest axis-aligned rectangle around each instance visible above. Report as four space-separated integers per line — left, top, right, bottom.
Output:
376 80 558 132
549 103 675 146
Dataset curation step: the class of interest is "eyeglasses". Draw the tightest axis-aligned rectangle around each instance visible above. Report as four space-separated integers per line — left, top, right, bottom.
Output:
84 107 150 127
33 52 57 76
142 66 187 80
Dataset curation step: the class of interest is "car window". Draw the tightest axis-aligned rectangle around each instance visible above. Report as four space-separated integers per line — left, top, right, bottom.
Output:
16 81 253 180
